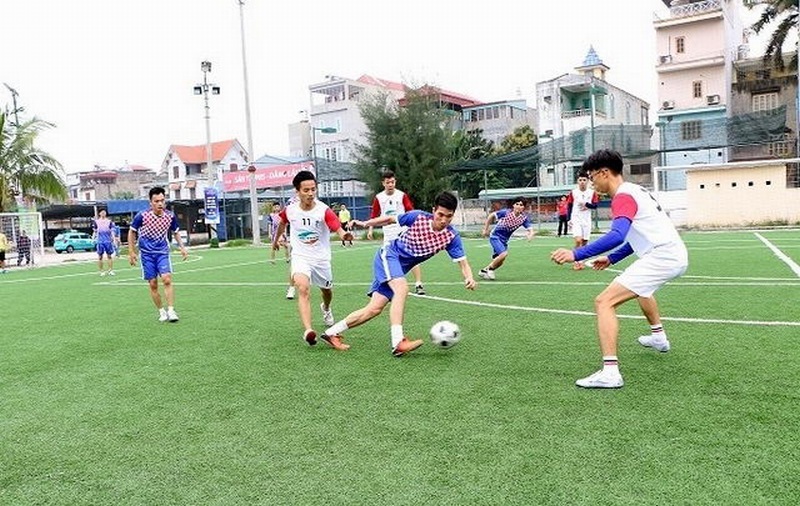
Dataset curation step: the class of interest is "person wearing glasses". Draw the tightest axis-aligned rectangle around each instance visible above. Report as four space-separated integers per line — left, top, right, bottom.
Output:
551 149 688 389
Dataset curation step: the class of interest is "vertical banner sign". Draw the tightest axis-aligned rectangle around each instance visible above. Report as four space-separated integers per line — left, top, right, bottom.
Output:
204 187 220 224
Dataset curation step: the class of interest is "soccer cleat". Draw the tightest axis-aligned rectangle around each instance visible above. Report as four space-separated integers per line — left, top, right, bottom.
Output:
320 333 350 351
392 337 424 357
167 309 180 322
100 271 107 277
414 284 426 295
158 308 169 322
304 329 318 346
479 269 490 280
320 303 334 326
108 270 116 276
638 335 671 352
575 370 624 389
286 286 296 300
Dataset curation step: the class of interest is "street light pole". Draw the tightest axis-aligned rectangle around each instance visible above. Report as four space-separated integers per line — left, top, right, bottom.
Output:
195 61 220 240
238 0 260 246
310 125 337 200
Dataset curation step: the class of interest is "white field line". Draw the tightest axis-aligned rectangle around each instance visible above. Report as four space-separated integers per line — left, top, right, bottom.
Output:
419 294 800 327
754 233 800 278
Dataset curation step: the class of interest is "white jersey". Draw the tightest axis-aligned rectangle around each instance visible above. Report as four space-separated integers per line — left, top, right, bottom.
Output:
372 189 413 243
279 200 340 262
569 187 597 224
614 182 686 259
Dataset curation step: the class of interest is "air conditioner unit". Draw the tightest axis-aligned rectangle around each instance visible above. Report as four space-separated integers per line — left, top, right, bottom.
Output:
659 55 672 64
662 100 675 110
707 94 720 105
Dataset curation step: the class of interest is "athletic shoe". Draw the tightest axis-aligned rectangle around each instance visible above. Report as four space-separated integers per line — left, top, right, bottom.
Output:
167 309 180 322
158 308 169 322
392 337 424 357
321 333 350 351
479 269 491 280
286 286 296 300
108 270 116 276
304 329 317 346
320 303 334 326
638 334 671 352
100 271 107 277
486 269 496 280
575 370 624 389
414 284 426 296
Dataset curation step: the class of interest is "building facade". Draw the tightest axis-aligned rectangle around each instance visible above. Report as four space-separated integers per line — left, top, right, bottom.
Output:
536 46 652 187
460 99 538 146
67 165 157 202
654 0 747 189
161 139 248 201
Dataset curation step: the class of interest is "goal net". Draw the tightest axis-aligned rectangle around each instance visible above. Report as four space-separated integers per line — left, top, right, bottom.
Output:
0 212 45 265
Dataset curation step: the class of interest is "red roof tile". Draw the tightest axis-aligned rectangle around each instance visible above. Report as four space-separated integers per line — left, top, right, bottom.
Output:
170 139 238 164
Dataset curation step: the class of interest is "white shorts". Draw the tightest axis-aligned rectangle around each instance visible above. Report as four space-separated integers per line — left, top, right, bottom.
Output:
572 220 592 241
291 256 333 289
615 244 688 298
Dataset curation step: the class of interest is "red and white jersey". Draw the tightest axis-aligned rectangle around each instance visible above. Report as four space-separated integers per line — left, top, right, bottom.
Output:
567 187 598 223
613 182 685 257
371 189 414 242
279 200 341 261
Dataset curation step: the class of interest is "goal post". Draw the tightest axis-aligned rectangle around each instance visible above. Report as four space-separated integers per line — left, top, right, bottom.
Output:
0 212 45 265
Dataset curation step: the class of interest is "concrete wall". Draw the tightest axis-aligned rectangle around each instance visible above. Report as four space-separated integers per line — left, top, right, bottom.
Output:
686 161 800 227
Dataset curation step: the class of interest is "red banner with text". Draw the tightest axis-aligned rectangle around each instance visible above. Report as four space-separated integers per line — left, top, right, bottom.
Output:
222 162 314 192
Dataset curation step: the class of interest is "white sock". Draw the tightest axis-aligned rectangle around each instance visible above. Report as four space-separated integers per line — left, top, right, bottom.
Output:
326 320 349 336
650 324 667 340
602 356 620 375
391 325 404 349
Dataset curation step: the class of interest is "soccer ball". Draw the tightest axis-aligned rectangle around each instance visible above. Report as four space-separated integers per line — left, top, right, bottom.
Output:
429 320 461 349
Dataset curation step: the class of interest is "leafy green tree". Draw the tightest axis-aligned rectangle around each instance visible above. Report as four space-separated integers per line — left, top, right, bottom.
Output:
748 0 798 71
0 111 67 211
354 88 454 210
448 128 507 198
495 125 539 187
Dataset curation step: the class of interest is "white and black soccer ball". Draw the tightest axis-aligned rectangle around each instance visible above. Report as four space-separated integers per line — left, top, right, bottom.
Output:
429 320 461 349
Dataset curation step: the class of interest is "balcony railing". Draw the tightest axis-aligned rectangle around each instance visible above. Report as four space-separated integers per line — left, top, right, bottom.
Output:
669 0 721 19
561 109 606 119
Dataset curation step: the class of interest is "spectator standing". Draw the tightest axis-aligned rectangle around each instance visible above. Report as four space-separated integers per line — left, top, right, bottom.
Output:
16 230 32 267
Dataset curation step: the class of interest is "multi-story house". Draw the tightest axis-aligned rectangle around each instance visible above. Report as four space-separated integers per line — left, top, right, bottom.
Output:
729 51 798 162
67 165 157 202
460 99 538 146
654 0 747 190
288 74 485 197
536 46 652 187
161 139 248 201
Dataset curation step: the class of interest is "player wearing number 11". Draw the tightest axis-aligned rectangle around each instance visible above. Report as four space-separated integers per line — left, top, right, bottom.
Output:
550 149 688 389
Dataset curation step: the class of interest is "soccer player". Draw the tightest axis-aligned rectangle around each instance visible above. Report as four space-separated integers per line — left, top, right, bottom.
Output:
567 171 599 269
268 203 290 265
0 229 8 273
367 170 425 295
272 171 353 349
551 149 688 389
478 196 534 280
338 204 353 247
324 191 477 357
92 209 116 276
128 187 189 322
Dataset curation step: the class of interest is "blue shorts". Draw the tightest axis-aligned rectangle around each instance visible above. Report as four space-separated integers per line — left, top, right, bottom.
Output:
489 235 509 258
97 242 114 256
368 246 410 301
140 251 173 281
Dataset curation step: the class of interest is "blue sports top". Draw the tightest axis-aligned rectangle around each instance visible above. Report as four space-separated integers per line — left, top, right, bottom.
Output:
389 210 466 270
130 209 179 254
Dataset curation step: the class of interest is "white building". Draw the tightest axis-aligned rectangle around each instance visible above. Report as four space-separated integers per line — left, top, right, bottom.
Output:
161 139 248 201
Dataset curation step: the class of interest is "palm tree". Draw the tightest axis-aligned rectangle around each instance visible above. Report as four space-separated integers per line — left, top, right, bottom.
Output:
0 111 67 211
748 0 799 71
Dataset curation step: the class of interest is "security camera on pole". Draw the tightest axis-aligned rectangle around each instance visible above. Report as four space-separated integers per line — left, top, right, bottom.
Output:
194 61 220 240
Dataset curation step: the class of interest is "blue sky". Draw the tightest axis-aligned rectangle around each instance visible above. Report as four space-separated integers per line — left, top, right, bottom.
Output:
1 0 770 173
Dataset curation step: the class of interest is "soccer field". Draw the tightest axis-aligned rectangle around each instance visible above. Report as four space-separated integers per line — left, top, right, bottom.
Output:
2 230 799 505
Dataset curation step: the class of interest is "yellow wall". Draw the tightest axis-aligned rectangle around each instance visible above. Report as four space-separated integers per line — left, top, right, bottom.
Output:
686 162 800 227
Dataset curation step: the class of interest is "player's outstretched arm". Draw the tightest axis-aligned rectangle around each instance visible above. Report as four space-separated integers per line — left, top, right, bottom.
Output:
458 258 477 290
354 215 396 229
550 248 575 265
